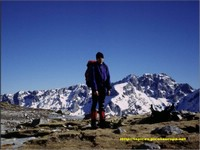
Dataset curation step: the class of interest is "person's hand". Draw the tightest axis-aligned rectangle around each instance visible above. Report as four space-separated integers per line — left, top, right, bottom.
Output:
94 91 99 96
107 90 111 96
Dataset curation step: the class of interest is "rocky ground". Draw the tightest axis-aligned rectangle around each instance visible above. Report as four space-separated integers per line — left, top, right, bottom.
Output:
0 102 199 149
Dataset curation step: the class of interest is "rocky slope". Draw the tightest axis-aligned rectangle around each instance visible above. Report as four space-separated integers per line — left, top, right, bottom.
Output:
1 102 199 149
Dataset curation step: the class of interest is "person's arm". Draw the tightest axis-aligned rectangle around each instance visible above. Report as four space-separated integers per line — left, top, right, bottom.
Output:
105 65 112 92
90 65 98 95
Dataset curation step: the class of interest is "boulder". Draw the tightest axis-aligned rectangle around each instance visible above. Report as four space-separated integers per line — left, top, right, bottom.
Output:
172 114 183 121
31 119 40 127
151 125 183 135
182 125 199 133
113 127 126 134
136 142 161 149
56 110 63 115
180 111 196 120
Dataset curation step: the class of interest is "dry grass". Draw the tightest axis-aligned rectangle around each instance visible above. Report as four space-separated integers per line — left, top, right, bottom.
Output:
14 114 199 149
1 102 199 149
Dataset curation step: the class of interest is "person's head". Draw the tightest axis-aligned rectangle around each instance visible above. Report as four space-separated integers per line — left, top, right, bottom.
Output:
96 52 104 64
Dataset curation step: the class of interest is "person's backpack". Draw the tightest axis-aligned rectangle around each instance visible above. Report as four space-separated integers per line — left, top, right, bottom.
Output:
85 60 96 87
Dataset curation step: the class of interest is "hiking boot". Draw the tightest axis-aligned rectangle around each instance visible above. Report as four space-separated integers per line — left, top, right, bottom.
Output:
91 125 98 129
91 120 98 129
91 110 97 129
99 110 106 128
99 119 106 129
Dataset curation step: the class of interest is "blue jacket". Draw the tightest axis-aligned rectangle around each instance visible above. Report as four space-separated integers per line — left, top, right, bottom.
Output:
90 62 111 92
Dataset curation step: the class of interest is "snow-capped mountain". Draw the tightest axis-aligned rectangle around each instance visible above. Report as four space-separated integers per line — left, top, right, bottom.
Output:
1 73 199 116
176 89 199 112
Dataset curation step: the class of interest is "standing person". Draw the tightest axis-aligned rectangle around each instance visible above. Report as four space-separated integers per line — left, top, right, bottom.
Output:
90 52 111 129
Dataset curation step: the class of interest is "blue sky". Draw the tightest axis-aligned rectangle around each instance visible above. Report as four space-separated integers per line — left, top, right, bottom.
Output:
1 1 199 94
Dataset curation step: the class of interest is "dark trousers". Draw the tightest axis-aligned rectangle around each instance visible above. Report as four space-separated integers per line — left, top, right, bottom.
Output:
91 88 106 123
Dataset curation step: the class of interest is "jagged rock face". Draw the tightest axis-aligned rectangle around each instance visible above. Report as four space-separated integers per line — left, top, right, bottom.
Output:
123 73 193 100
1 73 199 116
176 89 199 112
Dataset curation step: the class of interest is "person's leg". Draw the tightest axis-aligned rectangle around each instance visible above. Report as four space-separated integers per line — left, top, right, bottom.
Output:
91 94 98 129
98 89 106 128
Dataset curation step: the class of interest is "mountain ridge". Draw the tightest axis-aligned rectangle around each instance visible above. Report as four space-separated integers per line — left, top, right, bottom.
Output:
1 73 199 116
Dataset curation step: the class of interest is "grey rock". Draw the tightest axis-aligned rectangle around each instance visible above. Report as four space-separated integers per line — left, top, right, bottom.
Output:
81 124 91 130
114 127 126 134
67 125 73 129
136 142 161 149
31 118 40 127
16 124 24 129
182 125 199 133
39 118 49 124
24 113 28 117
56 110 63 115
173 114 183 120
151 125 183 135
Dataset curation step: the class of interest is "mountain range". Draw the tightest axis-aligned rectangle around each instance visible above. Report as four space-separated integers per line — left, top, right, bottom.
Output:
1 73 199 117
